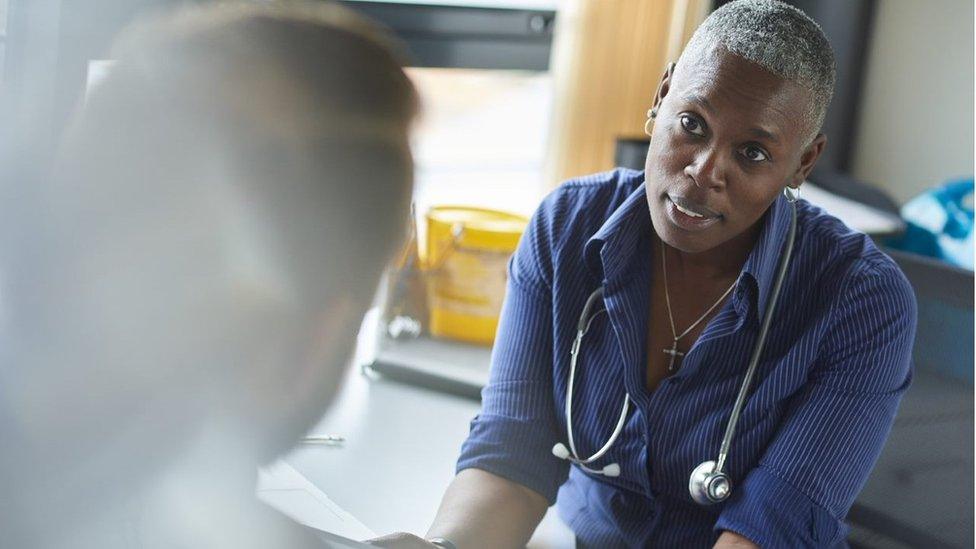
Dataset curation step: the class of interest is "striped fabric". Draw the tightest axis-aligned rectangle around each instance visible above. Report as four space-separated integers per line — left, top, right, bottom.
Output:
455 169 917 548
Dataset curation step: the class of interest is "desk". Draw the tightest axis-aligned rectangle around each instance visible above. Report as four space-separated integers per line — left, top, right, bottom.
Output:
281 365 576 548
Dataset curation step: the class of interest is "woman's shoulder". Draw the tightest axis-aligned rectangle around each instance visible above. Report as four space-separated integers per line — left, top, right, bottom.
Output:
556 167 644 194
794 199 914 302
516 168 644 287
792 200 916 386
533 168 644 232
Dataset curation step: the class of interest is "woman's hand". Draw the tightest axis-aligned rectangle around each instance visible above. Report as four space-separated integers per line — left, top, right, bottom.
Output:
365 532 440 548
713 530 760 548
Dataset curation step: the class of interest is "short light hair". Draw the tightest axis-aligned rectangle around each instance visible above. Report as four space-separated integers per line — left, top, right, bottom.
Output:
679 0 836 141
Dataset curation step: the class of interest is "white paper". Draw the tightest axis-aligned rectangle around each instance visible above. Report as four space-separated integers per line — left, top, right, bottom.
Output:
256 460 375 541
802 182 903 235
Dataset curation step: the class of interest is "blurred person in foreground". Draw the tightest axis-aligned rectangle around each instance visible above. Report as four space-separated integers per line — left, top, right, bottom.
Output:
0 2 416 547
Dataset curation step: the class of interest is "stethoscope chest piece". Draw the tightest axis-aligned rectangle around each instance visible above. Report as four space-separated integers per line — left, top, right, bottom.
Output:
688 460 731 505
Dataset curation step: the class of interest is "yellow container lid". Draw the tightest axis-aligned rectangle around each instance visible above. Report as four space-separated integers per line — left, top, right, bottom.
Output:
426 206 528 266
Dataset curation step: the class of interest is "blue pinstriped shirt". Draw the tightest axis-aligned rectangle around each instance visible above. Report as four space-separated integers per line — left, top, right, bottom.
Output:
456 169 917 548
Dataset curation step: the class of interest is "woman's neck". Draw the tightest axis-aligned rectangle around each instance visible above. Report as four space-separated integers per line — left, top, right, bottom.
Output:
661 220 762 283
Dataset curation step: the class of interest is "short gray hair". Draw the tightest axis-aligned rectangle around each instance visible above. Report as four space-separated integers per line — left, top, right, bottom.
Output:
679 0 836 141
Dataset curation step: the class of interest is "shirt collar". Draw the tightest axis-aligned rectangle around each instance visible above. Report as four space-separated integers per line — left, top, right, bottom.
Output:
583 180 651 283
584 179 793 320
739 192 793 320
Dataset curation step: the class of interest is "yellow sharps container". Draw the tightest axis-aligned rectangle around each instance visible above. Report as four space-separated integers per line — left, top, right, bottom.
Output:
424 206 528 346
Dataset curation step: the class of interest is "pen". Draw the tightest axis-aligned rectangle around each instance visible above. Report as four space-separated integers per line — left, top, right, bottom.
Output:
300 434 345 446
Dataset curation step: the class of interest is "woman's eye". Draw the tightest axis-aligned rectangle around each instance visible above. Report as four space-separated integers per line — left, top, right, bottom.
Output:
679 114 705 136
741 145 769 163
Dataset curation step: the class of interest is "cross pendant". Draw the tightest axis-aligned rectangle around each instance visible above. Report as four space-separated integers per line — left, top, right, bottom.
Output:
663 340 685 372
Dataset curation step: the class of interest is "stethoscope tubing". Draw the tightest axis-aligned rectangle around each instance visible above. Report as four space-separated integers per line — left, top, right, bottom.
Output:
566 302 629 465
714 199 797 472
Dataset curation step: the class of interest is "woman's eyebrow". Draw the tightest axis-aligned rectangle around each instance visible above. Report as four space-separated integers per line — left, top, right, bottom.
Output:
747 127 780 144
682 93 714 113
681 92 781 144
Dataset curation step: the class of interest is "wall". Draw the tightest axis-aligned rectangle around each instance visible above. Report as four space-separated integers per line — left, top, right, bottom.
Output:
0 0 7 83
852 0 974 205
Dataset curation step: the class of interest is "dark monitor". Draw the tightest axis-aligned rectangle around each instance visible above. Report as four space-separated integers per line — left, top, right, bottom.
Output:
885 248 974 383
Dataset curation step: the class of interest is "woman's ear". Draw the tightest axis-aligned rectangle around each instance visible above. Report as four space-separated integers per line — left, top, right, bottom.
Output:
650 62 676 115
791 133 827 188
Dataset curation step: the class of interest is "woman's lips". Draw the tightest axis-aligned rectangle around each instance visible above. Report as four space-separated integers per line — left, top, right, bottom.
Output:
664 196 721 231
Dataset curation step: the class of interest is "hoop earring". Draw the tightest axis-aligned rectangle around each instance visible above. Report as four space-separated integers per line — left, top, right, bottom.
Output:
644 108 657 136
783 186 800 203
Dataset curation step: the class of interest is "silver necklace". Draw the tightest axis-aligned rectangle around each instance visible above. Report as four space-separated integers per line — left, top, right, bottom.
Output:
661 244 737 372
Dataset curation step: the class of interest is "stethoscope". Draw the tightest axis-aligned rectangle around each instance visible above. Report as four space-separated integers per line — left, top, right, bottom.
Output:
551 190 798 506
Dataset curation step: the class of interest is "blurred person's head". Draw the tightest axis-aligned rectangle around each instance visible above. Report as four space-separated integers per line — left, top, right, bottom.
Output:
1 1 416 544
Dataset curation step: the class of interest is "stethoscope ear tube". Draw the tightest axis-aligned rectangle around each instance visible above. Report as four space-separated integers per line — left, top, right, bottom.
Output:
555 286 630 477
577 287 606 332
688 199 798 505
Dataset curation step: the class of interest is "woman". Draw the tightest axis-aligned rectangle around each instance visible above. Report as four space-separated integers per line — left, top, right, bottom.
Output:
372 1 915 548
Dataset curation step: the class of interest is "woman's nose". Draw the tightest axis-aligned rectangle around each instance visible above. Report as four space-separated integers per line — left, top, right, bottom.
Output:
683 147 727 190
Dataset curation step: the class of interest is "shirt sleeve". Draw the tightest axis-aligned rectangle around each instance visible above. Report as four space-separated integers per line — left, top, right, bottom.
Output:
454 198 570 505
715 260 918 548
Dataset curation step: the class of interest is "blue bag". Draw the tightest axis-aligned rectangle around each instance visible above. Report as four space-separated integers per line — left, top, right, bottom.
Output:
887 178 974 270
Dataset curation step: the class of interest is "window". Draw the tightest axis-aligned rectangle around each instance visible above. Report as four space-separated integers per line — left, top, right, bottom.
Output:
408 67 552 217
338 1 558 216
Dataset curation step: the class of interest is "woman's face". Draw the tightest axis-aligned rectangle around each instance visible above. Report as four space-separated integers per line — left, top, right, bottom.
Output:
645 46 825 254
